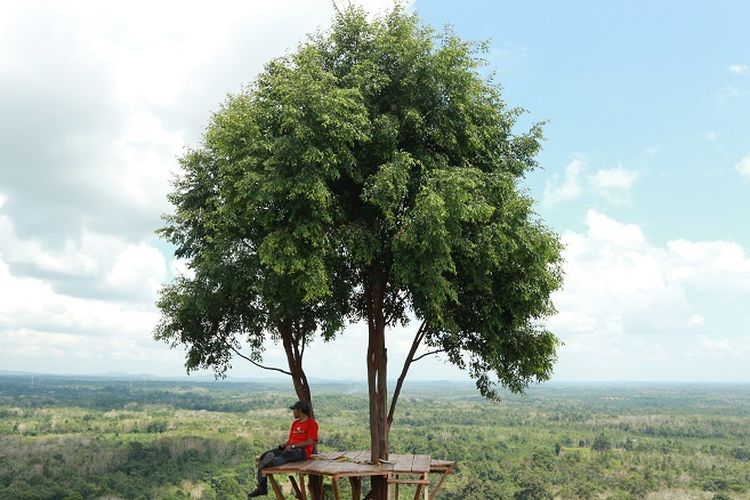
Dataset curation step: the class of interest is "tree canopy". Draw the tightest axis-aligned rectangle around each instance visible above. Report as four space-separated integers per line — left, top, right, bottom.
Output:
155 6 563 490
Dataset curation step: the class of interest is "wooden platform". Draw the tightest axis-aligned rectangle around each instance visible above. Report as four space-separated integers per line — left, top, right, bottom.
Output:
262 451 454 500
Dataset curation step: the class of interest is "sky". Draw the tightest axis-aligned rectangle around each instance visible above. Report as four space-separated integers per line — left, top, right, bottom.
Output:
1 0 749 384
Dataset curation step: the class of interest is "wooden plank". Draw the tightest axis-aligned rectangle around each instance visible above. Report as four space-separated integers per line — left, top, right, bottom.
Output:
264 463 303 474
411 455 431 474
345 450 369 463
429 459 454 469
309 459 347 475
391 454 414 474
349 462 387 476
331 461 361 476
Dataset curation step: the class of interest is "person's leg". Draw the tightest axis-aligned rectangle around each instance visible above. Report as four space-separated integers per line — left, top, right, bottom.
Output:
269 447 306 467
250 448 281 496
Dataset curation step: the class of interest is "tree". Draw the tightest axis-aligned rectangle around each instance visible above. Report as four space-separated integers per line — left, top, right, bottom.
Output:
156 6 563 499
592 433 612 454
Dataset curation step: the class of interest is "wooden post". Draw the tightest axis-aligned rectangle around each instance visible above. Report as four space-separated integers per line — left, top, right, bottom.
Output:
348 477 362 500
297 473 308 500
331 477 341 500
428 471 448 500
268 475 284 500
309 474 324 499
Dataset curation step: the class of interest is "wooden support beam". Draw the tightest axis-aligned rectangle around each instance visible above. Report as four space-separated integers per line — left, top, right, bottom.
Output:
289 475 303 500
428 467 452 500
348 476 362 500
268 475 284 500
331 477 341 500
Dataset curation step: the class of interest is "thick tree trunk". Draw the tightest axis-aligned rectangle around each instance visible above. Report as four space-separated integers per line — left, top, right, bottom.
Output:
366 280 389 499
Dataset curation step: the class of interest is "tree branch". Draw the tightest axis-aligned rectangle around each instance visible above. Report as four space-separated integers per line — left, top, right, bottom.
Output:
229 345 292 376
412 349 444 363
387 321 428 429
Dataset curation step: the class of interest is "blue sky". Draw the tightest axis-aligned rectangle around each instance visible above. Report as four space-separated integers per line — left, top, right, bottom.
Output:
0 1 748 383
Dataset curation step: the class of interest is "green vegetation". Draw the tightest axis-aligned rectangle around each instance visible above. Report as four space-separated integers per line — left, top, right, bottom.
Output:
1 375 749 499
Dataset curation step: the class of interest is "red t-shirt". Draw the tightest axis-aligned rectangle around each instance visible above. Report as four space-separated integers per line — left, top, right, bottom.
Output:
288 418 318 458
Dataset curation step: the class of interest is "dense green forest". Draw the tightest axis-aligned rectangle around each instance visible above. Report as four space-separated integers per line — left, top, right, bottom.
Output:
0 375 748 499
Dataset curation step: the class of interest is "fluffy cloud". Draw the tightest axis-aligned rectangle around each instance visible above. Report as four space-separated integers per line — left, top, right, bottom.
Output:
0 0 406 245
543 158 585 205
590 166 639 204
0 0 415 377
543 159 639 206
550 210 750 381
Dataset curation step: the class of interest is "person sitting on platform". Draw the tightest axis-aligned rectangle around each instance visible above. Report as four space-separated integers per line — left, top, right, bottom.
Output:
247 400 319 498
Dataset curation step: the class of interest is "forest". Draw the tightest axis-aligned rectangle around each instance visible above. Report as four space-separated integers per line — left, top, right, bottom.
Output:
0 374 749 499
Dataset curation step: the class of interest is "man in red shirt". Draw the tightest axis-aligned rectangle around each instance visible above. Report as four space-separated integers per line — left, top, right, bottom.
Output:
248 400 319 498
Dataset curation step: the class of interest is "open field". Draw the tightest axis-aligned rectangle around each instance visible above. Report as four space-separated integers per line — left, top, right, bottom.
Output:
0 375 749 499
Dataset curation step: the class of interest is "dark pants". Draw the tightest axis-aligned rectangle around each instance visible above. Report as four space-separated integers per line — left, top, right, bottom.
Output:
256 447 306 490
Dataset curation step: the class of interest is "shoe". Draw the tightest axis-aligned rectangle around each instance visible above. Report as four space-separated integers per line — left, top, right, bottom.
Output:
247 487 267 498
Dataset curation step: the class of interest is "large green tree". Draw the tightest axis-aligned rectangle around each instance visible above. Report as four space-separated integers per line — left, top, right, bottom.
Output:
156 6 563 499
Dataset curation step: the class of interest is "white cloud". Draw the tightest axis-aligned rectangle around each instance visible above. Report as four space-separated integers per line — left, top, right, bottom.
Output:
0 0 420 378
543 159 640 206
590 166 639 204
550 210 750 380
729 64 750 75
736 155 750 180
705 132 717 143
543 158 585 205
106 243 167 301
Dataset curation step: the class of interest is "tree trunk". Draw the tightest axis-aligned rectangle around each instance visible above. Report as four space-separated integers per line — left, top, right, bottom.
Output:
366 280 389 499
280 322 314 416
279 322 323 499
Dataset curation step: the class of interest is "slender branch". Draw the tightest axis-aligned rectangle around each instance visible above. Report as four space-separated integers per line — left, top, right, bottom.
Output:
331 0 342 16
387 321 428 428
229 345 292 376
412 349 445 363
